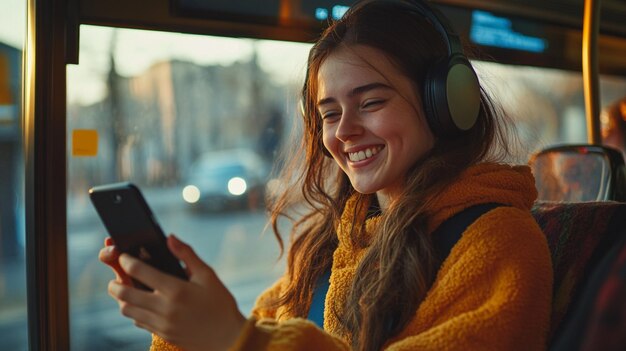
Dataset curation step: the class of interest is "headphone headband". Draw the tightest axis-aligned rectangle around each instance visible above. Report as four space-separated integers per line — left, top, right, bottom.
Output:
396 0 463 55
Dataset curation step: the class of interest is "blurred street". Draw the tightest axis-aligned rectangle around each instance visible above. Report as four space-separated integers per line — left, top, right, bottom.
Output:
0 186 288 350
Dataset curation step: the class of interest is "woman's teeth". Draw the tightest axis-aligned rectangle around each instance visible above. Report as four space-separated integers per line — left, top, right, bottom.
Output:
348 146 382 162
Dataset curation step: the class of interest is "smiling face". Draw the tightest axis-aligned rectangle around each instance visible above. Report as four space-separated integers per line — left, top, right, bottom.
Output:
317 45 435 206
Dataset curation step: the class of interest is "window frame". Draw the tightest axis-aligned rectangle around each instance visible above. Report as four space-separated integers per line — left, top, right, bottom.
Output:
25 0 71 349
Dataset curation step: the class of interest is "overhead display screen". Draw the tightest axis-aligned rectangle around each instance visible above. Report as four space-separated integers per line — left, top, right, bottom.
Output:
172 0 353 27
169 0 626 75
470 10 547 53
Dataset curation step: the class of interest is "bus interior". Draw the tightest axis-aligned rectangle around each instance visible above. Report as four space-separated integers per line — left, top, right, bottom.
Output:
0 0 625 349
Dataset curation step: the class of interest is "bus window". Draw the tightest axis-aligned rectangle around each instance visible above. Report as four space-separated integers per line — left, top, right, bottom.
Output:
65 25 310 348
474 62 626 163
0 0 26 349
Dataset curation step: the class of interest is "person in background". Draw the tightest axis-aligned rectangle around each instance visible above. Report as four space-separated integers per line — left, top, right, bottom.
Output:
100 1 553 350
602 96 626 156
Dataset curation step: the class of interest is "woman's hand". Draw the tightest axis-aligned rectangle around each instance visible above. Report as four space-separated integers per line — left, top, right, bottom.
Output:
99 237 132 286
107 235 246 351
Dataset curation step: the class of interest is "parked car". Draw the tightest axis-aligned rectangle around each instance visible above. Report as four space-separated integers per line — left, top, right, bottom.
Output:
182 149 270 212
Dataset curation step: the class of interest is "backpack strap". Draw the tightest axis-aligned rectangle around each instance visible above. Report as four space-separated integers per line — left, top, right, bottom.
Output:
432 202 504 263
306 202 504 329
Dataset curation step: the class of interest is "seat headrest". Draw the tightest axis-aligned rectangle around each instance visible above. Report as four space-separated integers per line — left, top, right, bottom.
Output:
529 144 626 202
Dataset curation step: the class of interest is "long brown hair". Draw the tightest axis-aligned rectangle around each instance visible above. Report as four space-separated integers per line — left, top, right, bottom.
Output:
266 1 512 350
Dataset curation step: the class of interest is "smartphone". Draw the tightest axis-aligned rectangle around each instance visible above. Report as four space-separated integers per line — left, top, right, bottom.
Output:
89 182 187 290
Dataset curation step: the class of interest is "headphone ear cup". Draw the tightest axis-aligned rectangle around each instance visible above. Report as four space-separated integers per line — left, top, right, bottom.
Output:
423 55 481 138
422 60 445 137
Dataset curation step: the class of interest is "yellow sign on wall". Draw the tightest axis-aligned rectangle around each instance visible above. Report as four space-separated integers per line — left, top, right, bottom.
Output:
72 129 99 157
0 53 11 105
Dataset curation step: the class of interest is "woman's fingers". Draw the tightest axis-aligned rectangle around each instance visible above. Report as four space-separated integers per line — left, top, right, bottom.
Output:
99 244 133 285
111 240 246 351
108 280 164 314
104 237 115 247
98 245 117 264
118 253 186 295
110 293 163 333
167 235 214 284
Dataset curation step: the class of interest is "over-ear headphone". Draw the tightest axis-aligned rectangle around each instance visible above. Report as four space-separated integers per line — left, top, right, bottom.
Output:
398 0 481 138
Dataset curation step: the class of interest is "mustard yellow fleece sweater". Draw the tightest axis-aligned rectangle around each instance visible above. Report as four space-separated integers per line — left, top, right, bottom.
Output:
151 163 553 351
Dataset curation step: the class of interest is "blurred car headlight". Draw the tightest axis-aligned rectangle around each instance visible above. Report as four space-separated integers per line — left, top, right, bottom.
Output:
228 177 247 196
182 185 201 203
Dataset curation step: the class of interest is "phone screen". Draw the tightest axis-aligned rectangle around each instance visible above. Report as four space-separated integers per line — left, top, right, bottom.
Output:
89 182 187 290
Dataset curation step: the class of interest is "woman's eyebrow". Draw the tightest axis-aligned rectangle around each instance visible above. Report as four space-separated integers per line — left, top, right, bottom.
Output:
317 82 392 107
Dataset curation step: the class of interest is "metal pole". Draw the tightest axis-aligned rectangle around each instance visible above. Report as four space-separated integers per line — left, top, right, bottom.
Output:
582 0 602 144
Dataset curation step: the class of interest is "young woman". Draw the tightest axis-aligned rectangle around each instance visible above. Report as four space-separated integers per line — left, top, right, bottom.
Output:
100 1 553 350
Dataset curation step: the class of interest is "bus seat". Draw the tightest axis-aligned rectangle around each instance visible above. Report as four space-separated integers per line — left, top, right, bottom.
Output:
530 201 626 349
529 144 626 202
548 230 626 351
